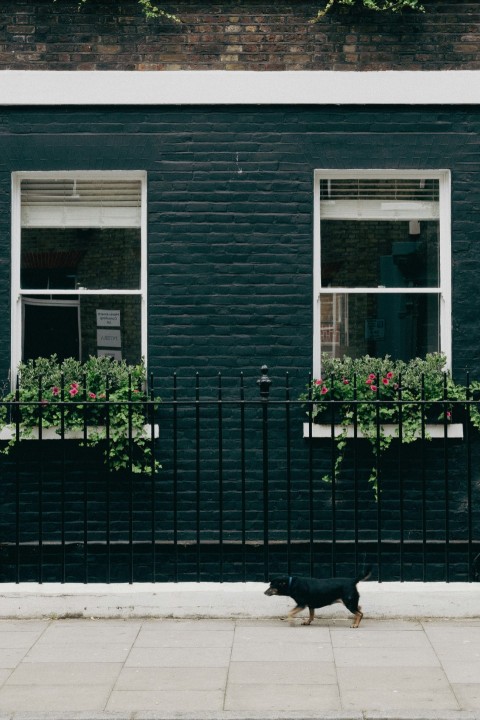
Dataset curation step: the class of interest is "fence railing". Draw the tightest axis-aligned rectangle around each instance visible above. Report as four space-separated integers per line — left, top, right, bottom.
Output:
1 366 479 584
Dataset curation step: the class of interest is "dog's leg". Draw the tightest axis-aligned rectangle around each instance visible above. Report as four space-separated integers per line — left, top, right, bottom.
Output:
342 596 364 628
287 605 305 626
301 607 315 626
351 607 363 628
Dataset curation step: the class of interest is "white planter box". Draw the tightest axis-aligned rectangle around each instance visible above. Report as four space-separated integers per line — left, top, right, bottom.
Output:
0 424 159 441
303 422 464 440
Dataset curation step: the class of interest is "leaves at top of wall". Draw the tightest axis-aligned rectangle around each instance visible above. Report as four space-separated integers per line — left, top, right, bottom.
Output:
60 0 425 24
314 0 425 20
66 0 181 23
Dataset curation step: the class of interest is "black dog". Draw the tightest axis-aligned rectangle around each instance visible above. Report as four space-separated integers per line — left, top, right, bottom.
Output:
265 567 372 628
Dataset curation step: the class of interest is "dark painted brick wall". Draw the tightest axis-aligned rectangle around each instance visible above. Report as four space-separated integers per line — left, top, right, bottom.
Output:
0 0 479 71
2 104 480 583
1 104 480 381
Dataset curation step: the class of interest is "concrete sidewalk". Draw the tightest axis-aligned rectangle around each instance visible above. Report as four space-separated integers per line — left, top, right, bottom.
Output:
0 582 479 720
1 615 480 719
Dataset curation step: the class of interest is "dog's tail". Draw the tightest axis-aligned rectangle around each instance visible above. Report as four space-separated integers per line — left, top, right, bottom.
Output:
356 566 372 584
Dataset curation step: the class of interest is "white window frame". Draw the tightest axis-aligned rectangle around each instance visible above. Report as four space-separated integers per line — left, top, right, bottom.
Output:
313 169 452 377
11 170 148 375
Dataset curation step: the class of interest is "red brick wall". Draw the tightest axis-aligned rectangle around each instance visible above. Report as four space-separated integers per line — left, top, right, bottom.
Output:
1 0 479 71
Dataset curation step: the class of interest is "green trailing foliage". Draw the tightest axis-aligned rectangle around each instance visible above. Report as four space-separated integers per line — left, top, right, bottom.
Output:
300 353 480 499
55 0 425 24
0 355 161 475
313 0 425 20
56 0 181 23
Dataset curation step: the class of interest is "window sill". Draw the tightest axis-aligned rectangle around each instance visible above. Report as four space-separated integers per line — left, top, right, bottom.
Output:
0 424 159 441
303 423 464 440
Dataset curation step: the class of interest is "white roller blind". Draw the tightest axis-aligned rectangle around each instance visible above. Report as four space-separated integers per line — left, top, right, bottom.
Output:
320 178 439 220
21 179 142 228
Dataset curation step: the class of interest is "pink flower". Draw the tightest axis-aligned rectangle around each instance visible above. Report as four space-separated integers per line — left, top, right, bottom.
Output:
382 377 389 385
370 385 378 392
368 373 376 380
51 386 59 396
446 411 452 420
366 378 373 385
69 386 78 397
321 386 328 395
71 382 79 389
88 392 96 399
342 377 350 385
315 378 323 386
386 372 394 379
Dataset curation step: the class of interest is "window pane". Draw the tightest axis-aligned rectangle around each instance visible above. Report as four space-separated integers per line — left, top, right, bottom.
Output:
319 293 439 361
21 228 140 290
320 220 439 288
23 295 142 365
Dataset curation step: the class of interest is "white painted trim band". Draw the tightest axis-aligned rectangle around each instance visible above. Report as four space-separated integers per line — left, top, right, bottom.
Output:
0 70 479 106
1 582 479 619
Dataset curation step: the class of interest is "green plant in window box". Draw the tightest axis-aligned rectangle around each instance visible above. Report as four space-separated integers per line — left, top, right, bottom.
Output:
0 355 160 475
300 353 479 499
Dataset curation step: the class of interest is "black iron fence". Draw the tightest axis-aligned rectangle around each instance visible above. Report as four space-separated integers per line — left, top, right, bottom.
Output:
1 366 479 584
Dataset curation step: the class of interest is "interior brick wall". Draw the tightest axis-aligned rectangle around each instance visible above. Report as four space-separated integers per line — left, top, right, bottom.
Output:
0 0 479 71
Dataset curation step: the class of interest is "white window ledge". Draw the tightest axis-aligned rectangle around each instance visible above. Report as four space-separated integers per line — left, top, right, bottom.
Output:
0 425 159 441
303 423 464 440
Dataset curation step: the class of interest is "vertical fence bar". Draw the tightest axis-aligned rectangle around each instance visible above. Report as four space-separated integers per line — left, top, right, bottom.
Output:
398 375 404 582
257 365 271 581
83 373 88 584
172 373 178 582
353 374 359 577
285 372 292 576
421 374 427 581
105 378 111 584
240 373 246 582
14 378 20 583
195 373 201 582
307 372 314 577
443 373 450 582
128 373 134 584
150 372 156 583
330 374 336 577
38 375 44 584
466 374 473 580
375 374 382 583
218 373 223 582
60 373 66 583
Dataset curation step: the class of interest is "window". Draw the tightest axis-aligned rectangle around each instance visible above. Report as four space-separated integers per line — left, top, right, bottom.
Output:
313 170 451 376
11 171 147 371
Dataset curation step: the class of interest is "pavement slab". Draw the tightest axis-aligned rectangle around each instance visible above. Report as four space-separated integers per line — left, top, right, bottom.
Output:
0 617 479 719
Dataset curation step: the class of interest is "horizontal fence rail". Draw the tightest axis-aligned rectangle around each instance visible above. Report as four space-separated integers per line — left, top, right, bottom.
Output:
0 366 479 584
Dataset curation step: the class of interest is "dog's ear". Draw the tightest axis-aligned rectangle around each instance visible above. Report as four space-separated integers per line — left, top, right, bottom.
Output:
268 577 290 592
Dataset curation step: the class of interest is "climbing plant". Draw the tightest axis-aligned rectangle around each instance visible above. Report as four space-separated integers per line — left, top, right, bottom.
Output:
315 0 425 17
57 0 425 23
